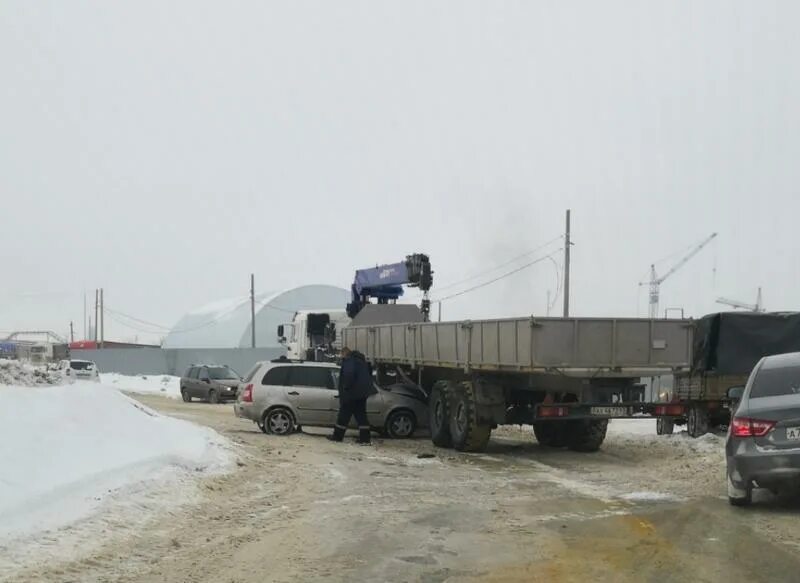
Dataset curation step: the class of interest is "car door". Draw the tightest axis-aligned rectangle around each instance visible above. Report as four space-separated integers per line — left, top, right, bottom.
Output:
183 367 195 395
286 366 339 426
197 366 212 398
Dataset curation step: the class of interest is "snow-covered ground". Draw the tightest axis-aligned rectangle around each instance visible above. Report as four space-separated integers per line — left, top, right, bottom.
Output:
0 359 59 386
608 417 726 453
0 383 232 548
100 372 181 398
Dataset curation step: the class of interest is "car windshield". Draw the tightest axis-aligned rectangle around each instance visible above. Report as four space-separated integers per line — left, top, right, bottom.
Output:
208 366 238 380
70 361 93 370
750 366 800 398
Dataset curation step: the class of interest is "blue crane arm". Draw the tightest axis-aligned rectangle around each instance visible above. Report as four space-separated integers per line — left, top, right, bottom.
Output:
353 262 410 299
347 253 433 319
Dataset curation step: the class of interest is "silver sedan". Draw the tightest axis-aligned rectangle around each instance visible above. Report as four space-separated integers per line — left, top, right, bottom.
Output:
233 360 428 438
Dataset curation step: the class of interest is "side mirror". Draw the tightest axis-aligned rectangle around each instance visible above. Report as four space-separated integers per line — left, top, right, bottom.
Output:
277 325 284 338
727 386 745 402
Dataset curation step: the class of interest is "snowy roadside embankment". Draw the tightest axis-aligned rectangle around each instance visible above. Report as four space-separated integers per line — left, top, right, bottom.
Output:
0 359 59 386
0 383 232 543
607 418 725 455
100 372 181 398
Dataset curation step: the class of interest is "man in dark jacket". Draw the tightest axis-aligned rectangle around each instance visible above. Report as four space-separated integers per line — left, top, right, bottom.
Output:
328 347 377 444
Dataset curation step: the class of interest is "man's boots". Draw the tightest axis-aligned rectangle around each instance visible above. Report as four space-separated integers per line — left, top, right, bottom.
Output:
357 427 371 445
327 425 346 442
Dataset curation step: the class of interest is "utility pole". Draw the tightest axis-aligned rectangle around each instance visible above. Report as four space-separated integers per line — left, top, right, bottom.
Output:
250 274 256 348
546 290 551 316
83 291 87 340
100 288 104 349
70 321 74 343
438 301 442 322
563 209 571 318
94 289 99 344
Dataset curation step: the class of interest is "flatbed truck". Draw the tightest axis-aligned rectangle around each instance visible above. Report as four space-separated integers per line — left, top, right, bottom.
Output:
343 313 694 452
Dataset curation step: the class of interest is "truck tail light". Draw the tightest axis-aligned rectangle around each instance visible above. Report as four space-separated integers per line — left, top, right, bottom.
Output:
654 404 685 416
731 417 775 437
538 406 570 418
242 383 254 403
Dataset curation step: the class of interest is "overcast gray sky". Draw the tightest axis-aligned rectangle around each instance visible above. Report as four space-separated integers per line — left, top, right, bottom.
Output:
1 1 798 343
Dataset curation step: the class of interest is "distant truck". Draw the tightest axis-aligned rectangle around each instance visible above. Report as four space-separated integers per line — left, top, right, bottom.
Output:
277 309 351 362
654 312 800 437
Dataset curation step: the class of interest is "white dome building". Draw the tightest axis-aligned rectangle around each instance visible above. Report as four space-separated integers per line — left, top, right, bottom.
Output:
162 285 350 349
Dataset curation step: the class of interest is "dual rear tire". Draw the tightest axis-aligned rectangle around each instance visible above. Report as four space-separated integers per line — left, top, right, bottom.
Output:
429 381 491 452
534 419 608 452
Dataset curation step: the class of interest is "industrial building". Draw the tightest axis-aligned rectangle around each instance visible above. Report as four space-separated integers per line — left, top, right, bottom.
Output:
162 285 350 349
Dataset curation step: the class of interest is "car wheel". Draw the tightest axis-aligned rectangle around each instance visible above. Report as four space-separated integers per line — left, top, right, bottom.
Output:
728 477 752 507
264 408 295 435
181 388 191 403
207 390 219 404
386 410 416 439
729 491 752 506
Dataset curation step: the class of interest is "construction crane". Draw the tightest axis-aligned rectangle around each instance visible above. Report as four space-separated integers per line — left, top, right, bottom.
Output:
642 232 718 319
717 287 764 312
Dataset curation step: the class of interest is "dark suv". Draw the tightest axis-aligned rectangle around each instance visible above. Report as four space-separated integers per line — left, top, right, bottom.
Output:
180 364 241 403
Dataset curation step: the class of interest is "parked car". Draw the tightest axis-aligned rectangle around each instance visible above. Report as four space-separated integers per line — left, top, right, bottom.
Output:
726 352 800 506
57 359 100 382
233 360 428 438
180 364 241 403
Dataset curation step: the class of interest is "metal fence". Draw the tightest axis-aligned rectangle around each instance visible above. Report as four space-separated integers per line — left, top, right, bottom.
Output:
71 347 284 376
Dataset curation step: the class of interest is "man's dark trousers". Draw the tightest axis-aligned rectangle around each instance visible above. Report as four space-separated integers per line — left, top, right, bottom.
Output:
333 398 370 443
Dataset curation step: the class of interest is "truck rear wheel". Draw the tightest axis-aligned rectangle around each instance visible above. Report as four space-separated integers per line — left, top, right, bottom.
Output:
533 422 567 447
449 382 491 452
565 419 608 452
656 417 674 435
687 406 709 438
429 381 453 448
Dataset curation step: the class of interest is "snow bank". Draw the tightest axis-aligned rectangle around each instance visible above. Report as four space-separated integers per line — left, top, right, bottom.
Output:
0 359 59 386
100 372 181 398
0 384 231 541
607 418 657 436
608 418 725 453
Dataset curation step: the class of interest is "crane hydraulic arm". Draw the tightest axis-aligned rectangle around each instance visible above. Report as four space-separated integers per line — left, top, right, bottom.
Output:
346 253 433 320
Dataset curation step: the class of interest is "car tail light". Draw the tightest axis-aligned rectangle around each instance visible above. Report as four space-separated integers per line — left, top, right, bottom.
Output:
538 405 570 418
731 417 775 437
242 383 254 403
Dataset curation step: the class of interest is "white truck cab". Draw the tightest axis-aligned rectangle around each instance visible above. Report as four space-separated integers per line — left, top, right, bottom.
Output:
278 309 351 361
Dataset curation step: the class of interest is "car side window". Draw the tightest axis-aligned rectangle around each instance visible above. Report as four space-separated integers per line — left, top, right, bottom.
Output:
291 366 336 389
199 367 209 381
262 366 290 386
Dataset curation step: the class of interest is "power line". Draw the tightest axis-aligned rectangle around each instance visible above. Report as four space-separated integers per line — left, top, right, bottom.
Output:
434 234 564 293
105 295 299 337
104 306 171 331
433 250 562 303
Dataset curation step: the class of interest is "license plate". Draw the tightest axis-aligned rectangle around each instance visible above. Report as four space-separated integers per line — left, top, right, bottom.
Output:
787 427 800 440
590 406 627 417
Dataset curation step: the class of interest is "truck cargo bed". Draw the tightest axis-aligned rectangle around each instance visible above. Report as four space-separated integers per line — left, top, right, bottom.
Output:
343 316 693 377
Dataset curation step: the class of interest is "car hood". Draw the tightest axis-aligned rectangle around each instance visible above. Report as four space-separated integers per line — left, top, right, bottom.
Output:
377 383 427 404
214 379 241 388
